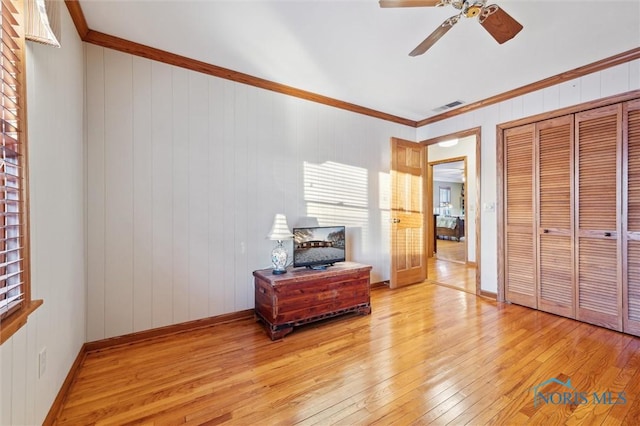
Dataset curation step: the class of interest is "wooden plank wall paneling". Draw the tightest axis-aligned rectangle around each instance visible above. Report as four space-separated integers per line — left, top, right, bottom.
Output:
132 56 153 332
417 59 640 295
85 44 415 340
2 7 86 426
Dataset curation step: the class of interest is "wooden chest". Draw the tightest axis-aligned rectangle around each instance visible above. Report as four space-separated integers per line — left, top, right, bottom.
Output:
253 262 372 340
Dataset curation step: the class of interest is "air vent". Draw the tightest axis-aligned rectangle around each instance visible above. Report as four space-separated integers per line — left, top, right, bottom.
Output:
432 100 465 113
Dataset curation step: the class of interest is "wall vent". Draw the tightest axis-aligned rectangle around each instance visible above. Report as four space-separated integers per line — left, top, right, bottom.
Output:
432 100 465 113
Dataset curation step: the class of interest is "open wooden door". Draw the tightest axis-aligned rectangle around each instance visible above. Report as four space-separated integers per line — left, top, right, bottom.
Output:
390 138 427 288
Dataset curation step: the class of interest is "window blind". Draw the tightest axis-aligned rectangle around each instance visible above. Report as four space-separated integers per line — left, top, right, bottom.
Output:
25 0 60 47
0 0 26 320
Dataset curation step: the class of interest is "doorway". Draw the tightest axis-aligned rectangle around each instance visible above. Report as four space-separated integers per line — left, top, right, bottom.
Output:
421 128 481 295
432 158 467 263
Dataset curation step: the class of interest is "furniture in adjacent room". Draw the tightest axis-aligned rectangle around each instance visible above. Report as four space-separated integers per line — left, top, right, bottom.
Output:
435 215 465 241
253 262 372 340
500 95 640 336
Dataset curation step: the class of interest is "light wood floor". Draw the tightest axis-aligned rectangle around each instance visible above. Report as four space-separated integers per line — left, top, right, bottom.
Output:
54 279 640 425
429 255 477 295
435 238 466 263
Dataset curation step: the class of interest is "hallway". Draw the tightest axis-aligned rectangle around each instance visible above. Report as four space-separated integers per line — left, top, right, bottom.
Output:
428 256 477 295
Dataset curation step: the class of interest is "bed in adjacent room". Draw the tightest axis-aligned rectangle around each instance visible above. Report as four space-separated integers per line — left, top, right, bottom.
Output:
436 216 464 241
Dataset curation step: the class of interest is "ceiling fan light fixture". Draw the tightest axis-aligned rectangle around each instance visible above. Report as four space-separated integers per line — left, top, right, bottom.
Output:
438 139 458 148
465 5 482 18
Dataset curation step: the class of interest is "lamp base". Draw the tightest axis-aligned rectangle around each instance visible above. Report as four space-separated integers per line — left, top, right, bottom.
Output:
271 240 288 275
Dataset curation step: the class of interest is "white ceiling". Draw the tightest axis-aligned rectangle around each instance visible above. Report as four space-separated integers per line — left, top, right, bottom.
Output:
433 160 464 182
78 0 640 122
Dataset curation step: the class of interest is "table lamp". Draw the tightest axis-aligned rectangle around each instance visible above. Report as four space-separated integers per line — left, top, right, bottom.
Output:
267 213 293 274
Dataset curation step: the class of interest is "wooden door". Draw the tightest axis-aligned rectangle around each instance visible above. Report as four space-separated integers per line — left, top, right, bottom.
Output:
537 115 575 318
504 124 536 308
390 138 427 288
624 99 640 336
575 104 622 331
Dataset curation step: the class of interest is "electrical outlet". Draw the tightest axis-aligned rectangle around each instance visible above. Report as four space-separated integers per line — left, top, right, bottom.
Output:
38 347 47 378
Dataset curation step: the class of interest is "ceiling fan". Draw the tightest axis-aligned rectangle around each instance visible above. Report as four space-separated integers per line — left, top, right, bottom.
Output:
380 0 523 56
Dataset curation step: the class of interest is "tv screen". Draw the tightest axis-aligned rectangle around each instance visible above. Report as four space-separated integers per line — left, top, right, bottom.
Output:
293 226 346 269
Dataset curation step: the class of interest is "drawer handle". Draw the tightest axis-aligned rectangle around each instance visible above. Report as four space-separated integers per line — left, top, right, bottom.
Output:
604 232 612 237
543 229 549 234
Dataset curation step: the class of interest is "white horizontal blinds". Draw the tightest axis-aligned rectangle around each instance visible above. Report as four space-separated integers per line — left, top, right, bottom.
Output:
0 0 25 320
504 124 536 308
624 99 640 335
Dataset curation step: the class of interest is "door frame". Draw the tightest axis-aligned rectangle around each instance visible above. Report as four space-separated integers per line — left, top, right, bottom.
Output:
429 156 468 263
420 127 482 296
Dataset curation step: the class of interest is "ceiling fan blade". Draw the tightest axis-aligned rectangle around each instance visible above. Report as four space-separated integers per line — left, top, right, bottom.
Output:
479 5 523 44
409 15 458 56
379 0 441 8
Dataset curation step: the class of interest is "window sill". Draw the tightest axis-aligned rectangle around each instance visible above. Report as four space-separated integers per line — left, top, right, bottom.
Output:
0 300 43 345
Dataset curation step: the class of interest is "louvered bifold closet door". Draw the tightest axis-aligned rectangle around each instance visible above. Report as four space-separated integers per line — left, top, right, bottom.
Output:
537 115 575 318
624 99 640 336
504 124 536 308
575 104 622 331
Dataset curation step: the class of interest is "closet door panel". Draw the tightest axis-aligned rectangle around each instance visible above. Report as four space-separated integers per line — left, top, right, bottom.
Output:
578 238 619 322
624 99 640 335
537 116 574 317
575 104 622 331
539 235 573 315
627 242 640 333
504 124 536 308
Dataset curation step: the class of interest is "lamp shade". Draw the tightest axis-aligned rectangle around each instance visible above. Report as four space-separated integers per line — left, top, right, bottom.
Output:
267 214 293 241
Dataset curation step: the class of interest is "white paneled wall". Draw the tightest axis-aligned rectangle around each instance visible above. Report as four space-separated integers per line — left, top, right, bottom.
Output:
0 8 86 426
418 59 640 294
85 45 415 340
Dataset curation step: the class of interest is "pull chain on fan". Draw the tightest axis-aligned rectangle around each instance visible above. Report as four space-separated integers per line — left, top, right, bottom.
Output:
380 0 523 56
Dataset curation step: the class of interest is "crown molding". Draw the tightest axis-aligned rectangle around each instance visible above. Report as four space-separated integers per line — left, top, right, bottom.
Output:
64 1 639 129
63 1 416 128
64 0 88 39
416 47 640 127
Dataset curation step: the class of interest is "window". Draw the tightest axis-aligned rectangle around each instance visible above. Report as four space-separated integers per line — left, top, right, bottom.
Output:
439 186 451 206
0 0 40 345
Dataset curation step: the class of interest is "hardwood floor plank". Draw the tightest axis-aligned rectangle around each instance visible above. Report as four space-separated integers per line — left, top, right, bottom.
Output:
53 268 640 425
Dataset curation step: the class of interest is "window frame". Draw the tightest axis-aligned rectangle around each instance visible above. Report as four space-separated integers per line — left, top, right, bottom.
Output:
0 0 41 345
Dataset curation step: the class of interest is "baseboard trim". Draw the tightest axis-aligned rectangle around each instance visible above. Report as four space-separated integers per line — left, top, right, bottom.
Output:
43 343 88 426
371 280 390 289
480 290 497 300
85 309 254 353
43 309 254 424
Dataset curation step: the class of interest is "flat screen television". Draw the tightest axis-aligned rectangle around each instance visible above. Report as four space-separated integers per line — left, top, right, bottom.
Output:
293 226 346 269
